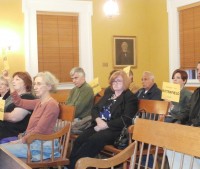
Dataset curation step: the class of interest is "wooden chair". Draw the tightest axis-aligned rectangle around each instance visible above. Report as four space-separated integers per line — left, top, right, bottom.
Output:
130 118 200 169
21 104 75 169
75 141 136 169
75 119 200 169
102 99 170 156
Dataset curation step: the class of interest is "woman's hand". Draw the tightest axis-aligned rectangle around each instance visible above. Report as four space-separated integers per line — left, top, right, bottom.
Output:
2 70 14 93
9 139 23 144
2 70 9 79
94 117 108 131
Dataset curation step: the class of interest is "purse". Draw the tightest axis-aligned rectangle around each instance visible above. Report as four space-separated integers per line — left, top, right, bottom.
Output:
113 116 129 150
113 109 147 150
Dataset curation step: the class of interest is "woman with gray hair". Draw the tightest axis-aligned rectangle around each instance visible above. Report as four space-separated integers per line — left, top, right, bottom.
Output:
1 71 60 160
0 76 10 100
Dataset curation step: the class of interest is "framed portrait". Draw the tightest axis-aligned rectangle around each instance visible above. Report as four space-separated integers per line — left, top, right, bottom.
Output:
113 36 136 68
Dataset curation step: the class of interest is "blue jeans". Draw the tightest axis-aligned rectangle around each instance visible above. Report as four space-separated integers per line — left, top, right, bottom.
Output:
0 140 60 161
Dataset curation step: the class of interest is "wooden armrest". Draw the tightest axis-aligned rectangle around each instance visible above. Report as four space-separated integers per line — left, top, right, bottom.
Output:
26 123 71 144
75 142 135 169
128 125 134 133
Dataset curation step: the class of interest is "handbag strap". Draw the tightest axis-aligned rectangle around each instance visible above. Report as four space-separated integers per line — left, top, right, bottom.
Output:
121 116 127 127
121 109 147 126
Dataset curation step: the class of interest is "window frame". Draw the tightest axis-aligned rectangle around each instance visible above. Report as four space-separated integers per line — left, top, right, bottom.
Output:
167 0 200 87
22 0 93 89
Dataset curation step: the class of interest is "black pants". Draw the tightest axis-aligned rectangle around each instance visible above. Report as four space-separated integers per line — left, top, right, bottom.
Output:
68 127 120 169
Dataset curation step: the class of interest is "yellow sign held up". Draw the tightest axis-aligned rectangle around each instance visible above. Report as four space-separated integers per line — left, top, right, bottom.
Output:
88 77 102 95
0 100 5 120
2 48 10 71
162 82 180 102
3 56 10 70
123 66 131 76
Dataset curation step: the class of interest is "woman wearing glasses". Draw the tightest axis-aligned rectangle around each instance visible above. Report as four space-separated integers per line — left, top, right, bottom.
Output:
1 71 59 161
67 70 138 169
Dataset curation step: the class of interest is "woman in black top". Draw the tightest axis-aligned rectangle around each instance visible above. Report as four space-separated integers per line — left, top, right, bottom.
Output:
0 72 35 140
68 70 138 169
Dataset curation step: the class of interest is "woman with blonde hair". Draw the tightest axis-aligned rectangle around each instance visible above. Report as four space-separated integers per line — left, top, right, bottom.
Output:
67 70 138 169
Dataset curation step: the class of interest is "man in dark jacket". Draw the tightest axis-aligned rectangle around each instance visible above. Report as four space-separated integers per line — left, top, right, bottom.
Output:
135 71 162 100
180 62 200 126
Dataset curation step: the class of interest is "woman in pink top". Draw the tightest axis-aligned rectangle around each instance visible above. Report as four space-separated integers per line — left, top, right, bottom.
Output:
1 71 60 160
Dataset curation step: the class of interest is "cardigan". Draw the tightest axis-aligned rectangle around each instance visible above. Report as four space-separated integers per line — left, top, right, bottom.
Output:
11 91 59 143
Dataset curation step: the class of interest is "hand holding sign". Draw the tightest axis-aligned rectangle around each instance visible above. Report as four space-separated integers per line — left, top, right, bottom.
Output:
0 100 5 120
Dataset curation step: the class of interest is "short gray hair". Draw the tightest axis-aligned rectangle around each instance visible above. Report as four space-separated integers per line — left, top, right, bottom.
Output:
34 71 59 92
70 67 85 77
0 76 8 86
143 71 155 80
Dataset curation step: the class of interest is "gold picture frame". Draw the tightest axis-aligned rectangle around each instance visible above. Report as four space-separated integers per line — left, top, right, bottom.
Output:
113 36 136 68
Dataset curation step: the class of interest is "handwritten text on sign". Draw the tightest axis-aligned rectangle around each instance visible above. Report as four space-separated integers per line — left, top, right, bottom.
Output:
162 82 180 102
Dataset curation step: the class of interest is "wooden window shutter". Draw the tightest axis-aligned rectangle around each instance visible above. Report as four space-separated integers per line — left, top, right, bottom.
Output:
37 13 79 83
179 4 200 69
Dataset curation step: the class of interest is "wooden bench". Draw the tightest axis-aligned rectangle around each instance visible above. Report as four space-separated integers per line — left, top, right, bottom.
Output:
0 147 31 169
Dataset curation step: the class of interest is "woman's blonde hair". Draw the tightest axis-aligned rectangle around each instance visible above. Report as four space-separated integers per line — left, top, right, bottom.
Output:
34 71 59 92
109 70 131 91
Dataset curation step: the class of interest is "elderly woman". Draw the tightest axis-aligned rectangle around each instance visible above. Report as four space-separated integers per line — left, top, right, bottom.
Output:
0 76 10 100
0 72 35 140
165 69 192 123
1 71 59 160
67 70 138 169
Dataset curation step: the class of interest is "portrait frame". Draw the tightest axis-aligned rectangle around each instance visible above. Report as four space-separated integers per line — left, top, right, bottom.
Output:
113 36 136 68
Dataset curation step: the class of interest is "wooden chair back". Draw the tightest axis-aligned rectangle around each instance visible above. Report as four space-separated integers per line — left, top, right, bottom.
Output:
138 99 170 120
94 95 102 104
24 105 75 168
50 90 70 104
103 99 169 157
75 141 136 169
130 118 200 169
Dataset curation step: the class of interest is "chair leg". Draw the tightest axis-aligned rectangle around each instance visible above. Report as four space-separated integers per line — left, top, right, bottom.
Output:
123 162 127 169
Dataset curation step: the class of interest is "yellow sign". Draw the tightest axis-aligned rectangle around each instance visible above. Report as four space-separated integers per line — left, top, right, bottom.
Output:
88 77 102 95
162 82 180 102
3 58 10 70
123 66 131 76
0 100 5 120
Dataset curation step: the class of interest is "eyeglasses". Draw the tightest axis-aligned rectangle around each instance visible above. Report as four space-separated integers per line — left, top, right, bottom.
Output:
0 83 7 86
33 82 46 87
112 79 123 84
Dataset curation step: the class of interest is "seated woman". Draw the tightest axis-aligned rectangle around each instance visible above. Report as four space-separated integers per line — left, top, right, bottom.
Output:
67 70 138 169
0 76 10 100
165 69 192 123
0 72 35 140
0 71 59 160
